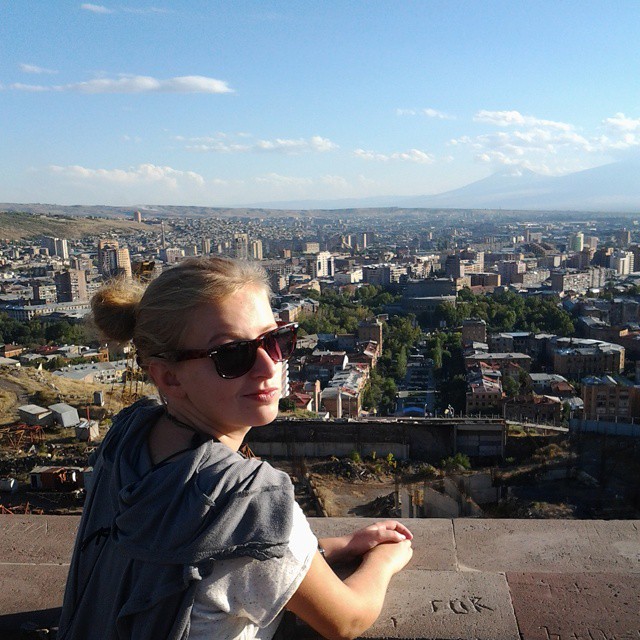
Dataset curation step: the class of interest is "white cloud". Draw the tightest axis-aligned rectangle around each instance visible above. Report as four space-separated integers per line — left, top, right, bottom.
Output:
474 110 574 131
320 175 349 188
255 173 313 186
397 107 454 119
122 6 171 14
603 112 640 132
10 74 233 94
354 147 434 163
49 163 205 188
256 136 337 153
390 149 435 163
183 134 337 154
81 3 113 14
19 63 58 75
453 110 608 174
10 83 49 92
423 108 454 120
81 3 171 15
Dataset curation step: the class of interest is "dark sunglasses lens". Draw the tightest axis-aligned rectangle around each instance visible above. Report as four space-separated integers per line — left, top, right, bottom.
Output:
265 326 296 361
213 341 257 378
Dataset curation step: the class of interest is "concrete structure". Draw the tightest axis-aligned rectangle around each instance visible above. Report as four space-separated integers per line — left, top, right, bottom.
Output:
48 403 80 428
3 516 639 639
75 420 100 442
249 417 506 462
28 466 85 491
17 404 53 426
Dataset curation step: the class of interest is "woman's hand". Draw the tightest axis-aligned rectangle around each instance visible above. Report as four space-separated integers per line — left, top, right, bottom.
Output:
319 520 413 564
363 537 414 575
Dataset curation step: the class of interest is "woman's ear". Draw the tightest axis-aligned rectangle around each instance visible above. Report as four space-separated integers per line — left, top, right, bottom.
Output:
147 361 186 400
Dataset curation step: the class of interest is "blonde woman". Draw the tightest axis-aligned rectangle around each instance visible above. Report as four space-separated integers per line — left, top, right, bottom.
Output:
59 256 412 640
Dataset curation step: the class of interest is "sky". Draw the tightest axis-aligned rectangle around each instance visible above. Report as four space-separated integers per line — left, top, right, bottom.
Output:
1 1 640 208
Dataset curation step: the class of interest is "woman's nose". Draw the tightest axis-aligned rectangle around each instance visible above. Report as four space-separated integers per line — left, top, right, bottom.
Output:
251 344 279 377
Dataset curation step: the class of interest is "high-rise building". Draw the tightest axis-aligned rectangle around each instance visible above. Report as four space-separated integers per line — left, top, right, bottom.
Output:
310 251 334 278
250 239 263 261
161 247 185 264
98 240 131 279
610 250 634 275
304 242 320 254
133 210 142 223
116 247 132 279
585 235 599 250
233 233 249 260
497 260 526 285
54 269 88 302
201 238 211 255
615 229 631 248
568 232 584 252
42 236 69 260
98 240 119 277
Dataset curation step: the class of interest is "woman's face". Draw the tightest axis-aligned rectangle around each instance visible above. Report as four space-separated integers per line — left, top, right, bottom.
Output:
168 285 283 441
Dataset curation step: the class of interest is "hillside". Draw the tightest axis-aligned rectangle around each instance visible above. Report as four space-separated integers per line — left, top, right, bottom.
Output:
0 210 153 240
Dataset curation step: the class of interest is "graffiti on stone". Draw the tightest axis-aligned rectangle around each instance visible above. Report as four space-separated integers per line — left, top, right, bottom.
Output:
429 596 494 614
542 627 640 640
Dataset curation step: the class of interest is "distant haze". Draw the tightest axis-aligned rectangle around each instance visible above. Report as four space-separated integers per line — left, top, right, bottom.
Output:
2 158 640 218
243 160 640 212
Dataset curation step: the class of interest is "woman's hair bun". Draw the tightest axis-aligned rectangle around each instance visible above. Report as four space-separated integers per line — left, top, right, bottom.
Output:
90 279 145 343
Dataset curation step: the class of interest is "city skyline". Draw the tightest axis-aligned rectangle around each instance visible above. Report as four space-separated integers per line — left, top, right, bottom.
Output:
2 1 640 207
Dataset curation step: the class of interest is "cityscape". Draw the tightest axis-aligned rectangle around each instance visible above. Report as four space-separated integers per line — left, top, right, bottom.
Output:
0 205 637 502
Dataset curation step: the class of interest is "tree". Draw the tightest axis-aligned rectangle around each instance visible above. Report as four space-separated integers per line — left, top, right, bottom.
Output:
502 375 519 397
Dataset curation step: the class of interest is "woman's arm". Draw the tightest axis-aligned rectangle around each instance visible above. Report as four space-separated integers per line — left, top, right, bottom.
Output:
318 520 413 565
286 532 413 640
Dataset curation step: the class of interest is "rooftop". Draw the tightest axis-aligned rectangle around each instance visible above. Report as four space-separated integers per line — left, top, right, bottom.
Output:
1 515 638 639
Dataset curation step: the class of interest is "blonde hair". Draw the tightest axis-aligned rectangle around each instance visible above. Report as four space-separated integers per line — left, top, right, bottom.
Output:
91 256 271 365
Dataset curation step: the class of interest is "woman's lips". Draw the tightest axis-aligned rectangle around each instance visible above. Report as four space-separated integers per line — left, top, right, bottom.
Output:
245 388 279 402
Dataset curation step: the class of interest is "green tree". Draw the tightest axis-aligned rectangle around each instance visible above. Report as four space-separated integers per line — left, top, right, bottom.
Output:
502 375 519 397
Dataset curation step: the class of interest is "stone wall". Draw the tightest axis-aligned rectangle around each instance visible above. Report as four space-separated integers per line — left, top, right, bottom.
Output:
2 516 639 639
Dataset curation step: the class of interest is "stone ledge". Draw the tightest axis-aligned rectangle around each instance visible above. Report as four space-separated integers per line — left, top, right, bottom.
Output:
0 516 638 639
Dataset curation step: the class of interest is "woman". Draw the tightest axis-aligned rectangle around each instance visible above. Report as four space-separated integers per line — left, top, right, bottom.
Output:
59 256 413 640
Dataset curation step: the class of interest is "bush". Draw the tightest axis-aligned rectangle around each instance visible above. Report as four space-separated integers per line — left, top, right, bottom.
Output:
440 453 471 472
349 450 362 464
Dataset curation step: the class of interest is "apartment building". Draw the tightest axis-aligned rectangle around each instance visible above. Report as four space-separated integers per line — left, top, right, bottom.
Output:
552 342 625 377
581 375 640 421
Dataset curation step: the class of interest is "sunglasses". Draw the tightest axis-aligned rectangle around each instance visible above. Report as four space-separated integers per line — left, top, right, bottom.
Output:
154 323 298 379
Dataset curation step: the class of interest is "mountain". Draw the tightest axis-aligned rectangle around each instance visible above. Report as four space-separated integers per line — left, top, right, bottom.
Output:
247 160 640 212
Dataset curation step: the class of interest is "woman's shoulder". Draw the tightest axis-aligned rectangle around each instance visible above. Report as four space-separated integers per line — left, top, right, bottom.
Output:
195 443 293 500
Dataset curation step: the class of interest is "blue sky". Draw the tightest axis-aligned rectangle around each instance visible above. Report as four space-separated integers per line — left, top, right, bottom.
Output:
1 1 640 207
